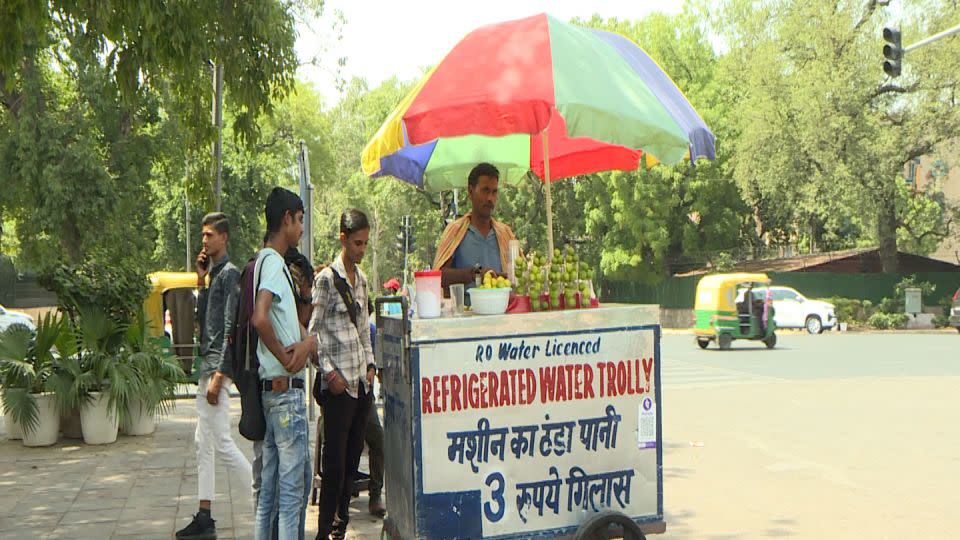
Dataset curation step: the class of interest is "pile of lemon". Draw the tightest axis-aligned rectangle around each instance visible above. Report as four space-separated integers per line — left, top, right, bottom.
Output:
479 271 511 290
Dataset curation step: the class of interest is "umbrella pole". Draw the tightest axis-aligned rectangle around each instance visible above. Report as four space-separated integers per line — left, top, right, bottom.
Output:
542 132 555 258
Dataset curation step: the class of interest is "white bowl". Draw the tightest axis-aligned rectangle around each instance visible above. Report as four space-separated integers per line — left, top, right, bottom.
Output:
467 287 512 315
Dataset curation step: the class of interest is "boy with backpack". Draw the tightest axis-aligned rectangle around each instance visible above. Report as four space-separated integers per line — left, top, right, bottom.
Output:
250 188 316 540
176 213 253 540
310 209 376 540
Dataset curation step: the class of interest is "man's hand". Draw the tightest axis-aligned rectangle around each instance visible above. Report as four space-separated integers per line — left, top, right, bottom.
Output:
283 337 315 374
479 268 506 279
326 370 348 395
195 249 209 284
205 371 224 405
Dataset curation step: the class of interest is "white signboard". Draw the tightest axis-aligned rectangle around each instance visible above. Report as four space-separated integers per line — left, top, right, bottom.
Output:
416 325 660 537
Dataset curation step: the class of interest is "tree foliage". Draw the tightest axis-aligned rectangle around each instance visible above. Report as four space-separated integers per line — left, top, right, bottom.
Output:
716 0 960 269
0 0 306 271
4 0 960 294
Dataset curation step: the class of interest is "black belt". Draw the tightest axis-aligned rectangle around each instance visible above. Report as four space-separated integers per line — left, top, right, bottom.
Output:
261 378 305 392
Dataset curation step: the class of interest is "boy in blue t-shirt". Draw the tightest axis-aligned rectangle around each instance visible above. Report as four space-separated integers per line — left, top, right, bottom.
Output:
251 187 316 540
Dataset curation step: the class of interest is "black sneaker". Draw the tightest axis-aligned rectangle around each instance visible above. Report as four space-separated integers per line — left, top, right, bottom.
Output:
175 512 217 540
330 526 347 540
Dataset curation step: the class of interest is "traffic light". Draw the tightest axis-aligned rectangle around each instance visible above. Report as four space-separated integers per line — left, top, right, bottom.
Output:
883 27 902 78
405 230 416 254
396 216 415 254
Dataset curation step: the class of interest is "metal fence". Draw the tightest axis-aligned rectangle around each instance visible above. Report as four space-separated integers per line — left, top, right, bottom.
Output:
603 272 960 309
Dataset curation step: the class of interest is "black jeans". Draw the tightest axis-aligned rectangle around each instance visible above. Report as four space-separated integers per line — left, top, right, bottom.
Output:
316 383 372 539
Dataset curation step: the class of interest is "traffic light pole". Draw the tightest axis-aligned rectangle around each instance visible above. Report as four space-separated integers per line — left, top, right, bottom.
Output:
399 215 412 290
904 22 960 53
402 217 408 290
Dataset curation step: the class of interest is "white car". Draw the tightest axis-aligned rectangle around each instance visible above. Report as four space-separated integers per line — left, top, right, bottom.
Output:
743 287 836 334
0 304 36 333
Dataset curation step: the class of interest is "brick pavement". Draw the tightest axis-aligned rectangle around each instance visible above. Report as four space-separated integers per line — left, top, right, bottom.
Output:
0 397 385 540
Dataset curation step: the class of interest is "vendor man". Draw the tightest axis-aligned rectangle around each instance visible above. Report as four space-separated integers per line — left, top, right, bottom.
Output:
434 163 518 291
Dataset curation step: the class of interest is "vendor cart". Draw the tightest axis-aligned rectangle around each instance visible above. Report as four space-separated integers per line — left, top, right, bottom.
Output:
376 298 665 540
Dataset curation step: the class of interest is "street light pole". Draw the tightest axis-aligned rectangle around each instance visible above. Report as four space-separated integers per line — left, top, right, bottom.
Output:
297 141 316 421
184 158 191 271
213 63 224 211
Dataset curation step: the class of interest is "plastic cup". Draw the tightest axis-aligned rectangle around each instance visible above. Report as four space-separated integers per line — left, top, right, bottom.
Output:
450 283 465 316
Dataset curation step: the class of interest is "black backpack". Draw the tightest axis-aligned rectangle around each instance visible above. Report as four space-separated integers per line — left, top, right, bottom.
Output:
230 255 266 441
229 251 298 441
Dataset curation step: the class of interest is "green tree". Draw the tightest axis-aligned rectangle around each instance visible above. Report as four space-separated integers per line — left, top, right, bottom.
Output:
150 79 335 270
0 1 308 271
716 0 960 270
897 185 957 256
558 9 748 280
316 76 442 291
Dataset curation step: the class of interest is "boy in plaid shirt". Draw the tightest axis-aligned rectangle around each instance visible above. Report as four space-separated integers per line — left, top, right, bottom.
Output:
309 209 376 540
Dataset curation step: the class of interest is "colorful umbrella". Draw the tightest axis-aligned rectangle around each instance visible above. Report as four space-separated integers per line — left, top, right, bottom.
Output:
362 13 715 252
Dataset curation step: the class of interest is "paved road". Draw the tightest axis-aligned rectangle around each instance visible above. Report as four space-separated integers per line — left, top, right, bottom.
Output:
657 331 960 539
662 331 959 383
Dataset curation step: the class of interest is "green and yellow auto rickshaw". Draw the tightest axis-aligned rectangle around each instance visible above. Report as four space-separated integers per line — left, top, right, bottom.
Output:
144 272 201 377
694 273 777 350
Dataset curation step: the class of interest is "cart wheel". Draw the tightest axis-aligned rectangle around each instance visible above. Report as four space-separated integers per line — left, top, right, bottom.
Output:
763 332 777 349
696 338 710 350
718 333 732 351
573 510 646 540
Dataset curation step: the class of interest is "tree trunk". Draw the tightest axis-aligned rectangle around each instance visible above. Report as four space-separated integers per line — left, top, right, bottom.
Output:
876 186 899 272
61 212 82 263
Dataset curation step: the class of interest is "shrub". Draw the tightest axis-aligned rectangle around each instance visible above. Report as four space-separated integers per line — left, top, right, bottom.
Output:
867 312 909 330
894 275 937 304
933 314 950 328
878 297 901 315
876 275 938 315
821 297 876 326
38 260 149 323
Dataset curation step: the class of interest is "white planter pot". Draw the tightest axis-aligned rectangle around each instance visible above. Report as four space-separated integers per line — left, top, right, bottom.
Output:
60 407 83 439
80 392 118 445
121 399 156 436
22 393 60 447
4 409 23 440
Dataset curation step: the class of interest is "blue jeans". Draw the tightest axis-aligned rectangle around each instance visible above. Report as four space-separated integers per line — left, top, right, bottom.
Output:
254 389 311 540
252 440 279 540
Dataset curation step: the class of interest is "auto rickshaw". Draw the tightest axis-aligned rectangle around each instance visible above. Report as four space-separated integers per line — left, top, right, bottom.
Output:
693 273 777 350
144 272 201 379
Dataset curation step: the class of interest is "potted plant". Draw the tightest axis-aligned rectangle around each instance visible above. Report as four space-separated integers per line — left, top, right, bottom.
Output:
120 308 184 435
0 314 76 447
3 389 23 440
54 305 137 445
1 323 34 440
